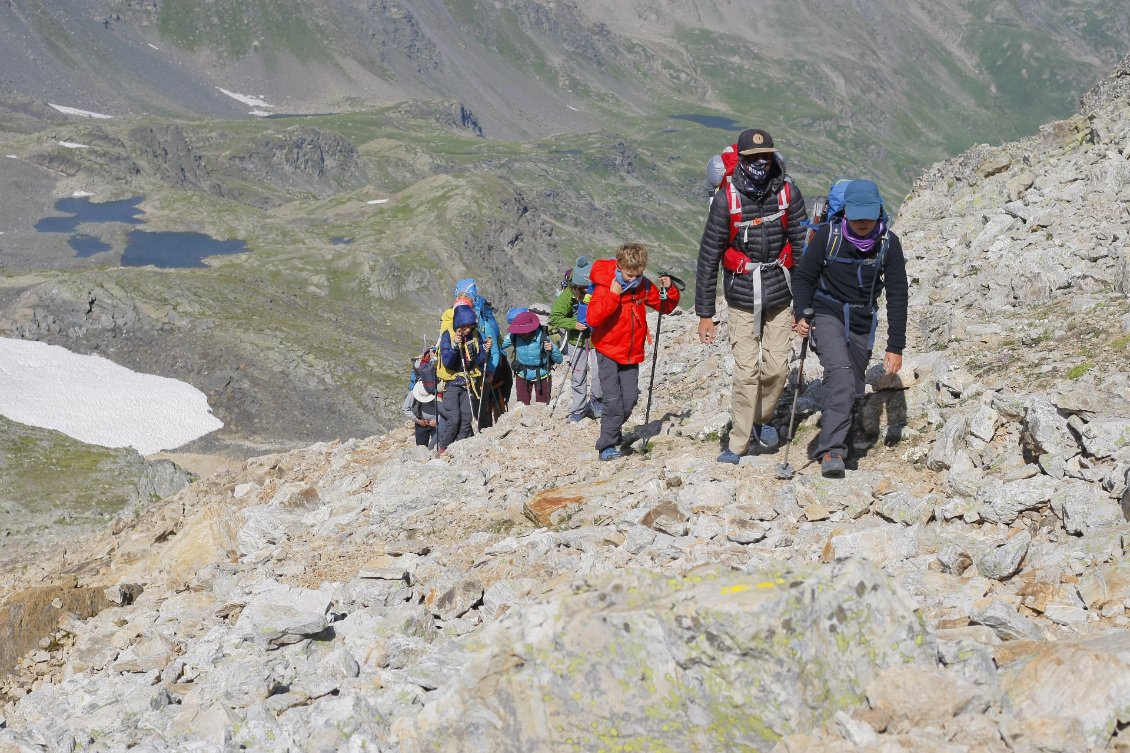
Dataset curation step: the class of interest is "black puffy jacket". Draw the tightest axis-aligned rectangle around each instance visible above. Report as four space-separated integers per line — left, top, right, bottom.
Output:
694 161 808 318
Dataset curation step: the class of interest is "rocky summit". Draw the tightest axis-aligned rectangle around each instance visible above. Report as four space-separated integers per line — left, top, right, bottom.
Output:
1 55 1129 753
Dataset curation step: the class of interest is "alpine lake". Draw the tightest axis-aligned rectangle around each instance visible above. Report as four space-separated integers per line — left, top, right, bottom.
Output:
36 196 250 268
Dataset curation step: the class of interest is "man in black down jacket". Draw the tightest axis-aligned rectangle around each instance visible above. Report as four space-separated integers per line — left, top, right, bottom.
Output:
695 128 808 464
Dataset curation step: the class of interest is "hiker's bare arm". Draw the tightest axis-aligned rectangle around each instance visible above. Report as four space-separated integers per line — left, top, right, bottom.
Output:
698 317 716 344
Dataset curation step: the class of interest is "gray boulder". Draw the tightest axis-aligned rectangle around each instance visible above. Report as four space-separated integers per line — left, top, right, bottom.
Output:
393 560 934 753
1002 631 1130 750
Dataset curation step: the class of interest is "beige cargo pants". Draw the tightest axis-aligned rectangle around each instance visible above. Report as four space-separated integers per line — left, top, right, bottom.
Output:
727 304 794 455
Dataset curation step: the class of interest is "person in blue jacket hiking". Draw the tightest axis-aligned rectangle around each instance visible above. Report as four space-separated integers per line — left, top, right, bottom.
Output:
503 311 563 405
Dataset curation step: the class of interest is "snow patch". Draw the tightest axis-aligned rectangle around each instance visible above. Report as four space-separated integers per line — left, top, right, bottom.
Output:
366 199 389 205
5 155 17 159
59 141 89 149
248 109 272 117
147 43 159 50
216 87 273 108
0 338 224 455
72 190 95 198
567 105 580 111
48 103 113 119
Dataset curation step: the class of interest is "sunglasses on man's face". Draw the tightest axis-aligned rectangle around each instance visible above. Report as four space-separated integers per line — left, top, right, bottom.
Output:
741 155 771 165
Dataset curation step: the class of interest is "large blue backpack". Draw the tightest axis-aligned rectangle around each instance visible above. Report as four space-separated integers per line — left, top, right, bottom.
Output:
454 278 502 373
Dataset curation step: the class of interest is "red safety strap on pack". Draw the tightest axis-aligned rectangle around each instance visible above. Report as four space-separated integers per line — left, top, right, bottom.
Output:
724 179 794 269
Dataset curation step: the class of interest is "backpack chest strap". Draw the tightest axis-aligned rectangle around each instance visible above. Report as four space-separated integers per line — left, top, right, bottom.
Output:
727 181 791 244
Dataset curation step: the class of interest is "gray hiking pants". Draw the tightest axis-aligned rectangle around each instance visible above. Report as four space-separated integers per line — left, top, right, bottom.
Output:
437 381 476 449
564 340 602 418
595 352 639 452
810 311 870 460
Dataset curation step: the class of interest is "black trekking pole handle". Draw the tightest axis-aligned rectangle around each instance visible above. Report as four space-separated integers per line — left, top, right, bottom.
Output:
658 271 687 292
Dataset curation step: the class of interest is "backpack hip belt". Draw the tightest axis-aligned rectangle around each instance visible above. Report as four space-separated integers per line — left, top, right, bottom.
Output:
814 288 879 349
722 254 792 338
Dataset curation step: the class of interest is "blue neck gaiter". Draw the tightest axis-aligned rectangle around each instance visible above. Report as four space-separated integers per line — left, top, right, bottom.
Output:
615 269 641 292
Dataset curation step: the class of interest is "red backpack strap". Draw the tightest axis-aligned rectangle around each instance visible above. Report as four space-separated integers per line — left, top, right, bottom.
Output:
777 181 793 268
726 178 742 244
777 182 791 231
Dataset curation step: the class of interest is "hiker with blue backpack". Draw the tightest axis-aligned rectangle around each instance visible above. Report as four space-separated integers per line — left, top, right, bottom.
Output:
452 278 504 429
695 128 809 465
792 179 908 478
549 256 603 421
502 311 563 405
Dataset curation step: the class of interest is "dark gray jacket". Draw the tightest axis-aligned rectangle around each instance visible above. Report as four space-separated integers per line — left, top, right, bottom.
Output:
694 162 808 318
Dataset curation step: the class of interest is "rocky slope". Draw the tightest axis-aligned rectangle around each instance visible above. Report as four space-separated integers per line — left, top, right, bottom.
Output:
0 46 1128 753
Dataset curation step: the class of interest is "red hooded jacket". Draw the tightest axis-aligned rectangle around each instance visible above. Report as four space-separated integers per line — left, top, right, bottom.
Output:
586 258 680 365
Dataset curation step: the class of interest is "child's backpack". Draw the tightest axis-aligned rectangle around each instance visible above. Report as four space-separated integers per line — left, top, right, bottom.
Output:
411 348 437 395
574 285 594 327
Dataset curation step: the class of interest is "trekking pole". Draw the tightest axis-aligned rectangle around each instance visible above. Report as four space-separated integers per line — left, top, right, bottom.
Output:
776 308 816 480
458 342 480 434
475 344 490 430
550 328 582 418
640 280 669 454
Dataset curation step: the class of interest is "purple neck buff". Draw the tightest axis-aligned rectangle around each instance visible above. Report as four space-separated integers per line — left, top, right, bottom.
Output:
841 217 884 253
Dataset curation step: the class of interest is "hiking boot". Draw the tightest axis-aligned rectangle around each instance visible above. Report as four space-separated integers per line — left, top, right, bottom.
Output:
599 446 623 462
589 400 604 419
756 424 779 449
568 412 585 423
820 452 846 478
716 449 741 465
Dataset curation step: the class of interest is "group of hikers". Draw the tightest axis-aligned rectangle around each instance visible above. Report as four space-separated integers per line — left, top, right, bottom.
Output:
404 127 908 477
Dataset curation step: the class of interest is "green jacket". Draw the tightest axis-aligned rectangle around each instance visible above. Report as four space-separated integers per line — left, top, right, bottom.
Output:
550 287 590 347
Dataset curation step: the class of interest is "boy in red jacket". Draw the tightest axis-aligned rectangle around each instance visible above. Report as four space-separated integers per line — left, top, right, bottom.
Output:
586 242 679 460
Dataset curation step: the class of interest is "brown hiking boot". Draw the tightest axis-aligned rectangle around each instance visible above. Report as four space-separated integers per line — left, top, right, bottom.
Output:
820 452 846 478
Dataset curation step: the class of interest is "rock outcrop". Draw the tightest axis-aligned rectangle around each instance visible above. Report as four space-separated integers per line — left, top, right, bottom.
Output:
1 51 1128 753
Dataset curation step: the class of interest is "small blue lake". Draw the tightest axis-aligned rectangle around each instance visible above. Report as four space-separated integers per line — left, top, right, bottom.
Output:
35 196 145 233
35 195 251 268
670 114 744 131
122 231 248 268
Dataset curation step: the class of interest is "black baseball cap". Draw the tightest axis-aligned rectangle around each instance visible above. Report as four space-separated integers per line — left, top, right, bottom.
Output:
737 128 777 156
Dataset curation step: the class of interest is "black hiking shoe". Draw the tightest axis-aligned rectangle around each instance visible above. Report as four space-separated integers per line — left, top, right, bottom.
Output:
820 452 846 478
